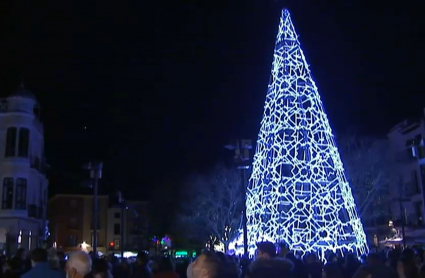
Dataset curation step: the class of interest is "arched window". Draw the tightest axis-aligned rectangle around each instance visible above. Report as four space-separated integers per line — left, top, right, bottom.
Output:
2 178 14 209
5 128 17 157
15 178 27 210
18 128 30 157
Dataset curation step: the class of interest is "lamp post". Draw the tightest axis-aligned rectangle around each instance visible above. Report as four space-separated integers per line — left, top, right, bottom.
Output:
117 191 126 259
225 139 252 257
83 161 103 257
393 176 409 249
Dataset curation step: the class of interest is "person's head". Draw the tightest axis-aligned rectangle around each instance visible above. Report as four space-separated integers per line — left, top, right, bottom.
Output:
305 253 317 264
66 251 92 278
92 258 109 278
278 242 290 256
30 248 48 266
187 251 222 278
256 242 276 259
57 251 66 261
16 247 26 259
327 253 338 263
367 253 382 265
214 252 227 264
157 257 174 272
136 251 148 265
323 262 343 278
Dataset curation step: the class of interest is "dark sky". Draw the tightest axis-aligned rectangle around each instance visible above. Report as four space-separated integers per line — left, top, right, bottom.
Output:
0 1 424 198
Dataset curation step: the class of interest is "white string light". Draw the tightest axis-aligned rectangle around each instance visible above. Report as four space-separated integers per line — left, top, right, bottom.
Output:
244 9 368 257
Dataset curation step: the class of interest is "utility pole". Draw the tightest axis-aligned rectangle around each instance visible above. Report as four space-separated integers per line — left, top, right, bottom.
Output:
117 191 126 259
225 139 252 257
83 161 103 257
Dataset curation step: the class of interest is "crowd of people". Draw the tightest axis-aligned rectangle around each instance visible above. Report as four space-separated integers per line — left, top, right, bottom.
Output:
1 242 425 278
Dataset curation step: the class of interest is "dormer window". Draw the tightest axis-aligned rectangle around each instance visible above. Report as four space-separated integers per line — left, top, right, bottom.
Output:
18 128 30 157
5 127 17 157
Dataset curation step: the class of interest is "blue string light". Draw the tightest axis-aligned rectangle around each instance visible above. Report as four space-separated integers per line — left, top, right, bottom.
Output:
244 9 368 257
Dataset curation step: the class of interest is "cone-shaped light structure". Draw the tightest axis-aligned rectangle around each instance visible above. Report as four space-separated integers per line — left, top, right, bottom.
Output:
245 9 368 257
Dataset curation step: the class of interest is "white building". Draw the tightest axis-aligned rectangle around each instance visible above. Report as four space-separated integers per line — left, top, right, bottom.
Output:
388 114 425 227
0 84 48 254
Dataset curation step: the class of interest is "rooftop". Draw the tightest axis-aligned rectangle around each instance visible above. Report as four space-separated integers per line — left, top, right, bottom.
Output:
9 83 37 100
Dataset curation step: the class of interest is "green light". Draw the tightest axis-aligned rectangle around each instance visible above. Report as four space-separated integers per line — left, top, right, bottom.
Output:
175 251 188 257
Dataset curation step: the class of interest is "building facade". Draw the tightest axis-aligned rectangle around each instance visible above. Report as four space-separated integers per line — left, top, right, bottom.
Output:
388 116 425 228
48 194 109 253
0 84 48 254
106 200 149 253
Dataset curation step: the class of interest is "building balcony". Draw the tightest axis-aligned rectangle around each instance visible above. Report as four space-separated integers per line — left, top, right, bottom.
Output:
30 156 48 175
0 209 28 218
28 204 43 219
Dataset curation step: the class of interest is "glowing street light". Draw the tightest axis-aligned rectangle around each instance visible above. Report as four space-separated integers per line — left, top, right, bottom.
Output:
80 241 90 252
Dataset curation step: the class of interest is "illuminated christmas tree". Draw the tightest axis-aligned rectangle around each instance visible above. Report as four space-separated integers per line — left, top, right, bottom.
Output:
246 9 368 257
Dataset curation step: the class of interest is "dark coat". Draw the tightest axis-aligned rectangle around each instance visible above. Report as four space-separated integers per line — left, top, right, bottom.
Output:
249 258 294 278
21 262 64 278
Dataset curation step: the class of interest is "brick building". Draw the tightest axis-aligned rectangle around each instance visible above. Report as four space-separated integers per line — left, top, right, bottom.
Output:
48 194 109 253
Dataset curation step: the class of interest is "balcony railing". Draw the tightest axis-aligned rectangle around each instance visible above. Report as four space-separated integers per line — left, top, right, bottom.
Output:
28 205 37 218
30 156 40 170
30 156 48 174
28 204 43 219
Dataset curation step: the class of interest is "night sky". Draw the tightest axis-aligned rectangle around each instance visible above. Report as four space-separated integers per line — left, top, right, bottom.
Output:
0 1 424 199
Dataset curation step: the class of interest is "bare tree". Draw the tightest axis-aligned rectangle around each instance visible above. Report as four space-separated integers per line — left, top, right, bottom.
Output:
178 163 244 251
338 134 396 224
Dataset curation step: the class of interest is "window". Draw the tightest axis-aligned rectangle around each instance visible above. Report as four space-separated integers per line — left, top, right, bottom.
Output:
114 212 121 219
5 127 17 157
114 238 120 248
114 224 121 235
15 178 27 210
2 178 14 209
18 128 30 157
69 217 79 230
67 234 77 247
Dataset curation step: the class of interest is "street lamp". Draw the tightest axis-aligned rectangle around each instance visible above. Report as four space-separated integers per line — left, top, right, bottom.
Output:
393 176 409 249
116 191 126 259
225 139 252 257
80 241 89 252
83 161 103 257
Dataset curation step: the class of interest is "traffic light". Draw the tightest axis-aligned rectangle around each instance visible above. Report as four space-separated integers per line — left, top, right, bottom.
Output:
108 241 115 251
